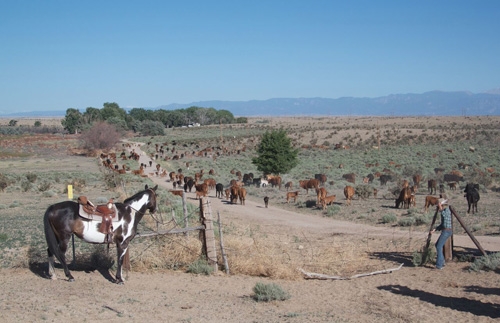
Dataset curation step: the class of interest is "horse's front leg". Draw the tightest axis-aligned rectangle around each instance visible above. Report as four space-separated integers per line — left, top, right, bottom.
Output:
115 240 130 284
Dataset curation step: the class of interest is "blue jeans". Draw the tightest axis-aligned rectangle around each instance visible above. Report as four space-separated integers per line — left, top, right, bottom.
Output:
435 230 452 269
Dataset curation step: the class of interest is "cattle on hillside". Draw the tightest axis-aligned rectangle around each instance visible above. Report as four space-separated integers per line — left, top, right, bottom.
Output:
194 183 209 199
316 187 327 204
238 187 247 205
413 174 422 190
342 173 356 184
266 175 282 190
428 179 437 194
299 179 320 194
464 183 480 214
286 191 299 203
284 181 293 191
215 183 224 198
184 178 195 192
395 187 411 209
424 195 439 212
444 173 464 183
344 185 355 206
314 174 327 186
379 174 392 186
229 186 239 204
321 195 336 210
264 196 269 208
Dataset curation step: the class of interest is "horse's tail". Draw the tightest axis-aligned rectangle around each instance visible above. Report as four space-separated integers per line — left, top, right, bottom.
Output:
43 207 65 265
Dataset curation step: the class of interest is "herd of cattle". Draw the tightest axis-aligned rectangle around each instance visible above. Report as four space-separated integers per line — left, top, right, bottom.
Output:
100 146 483 216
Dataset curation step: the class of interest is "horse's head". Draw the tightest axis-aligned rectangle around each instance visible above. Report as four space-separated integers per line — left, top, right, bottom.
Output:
144 184 158 215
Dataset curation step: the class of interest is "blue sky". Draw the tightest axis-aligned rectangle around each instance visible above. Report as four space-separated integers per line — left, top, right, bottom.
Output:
1 1 499 113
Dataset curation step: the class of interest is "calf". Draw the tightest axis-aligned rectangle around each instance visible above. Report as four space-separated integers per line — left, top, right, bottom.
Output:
321 195 336 210
284 181 293 191
264 196 269 208
424 195 439 212
286 191 299 203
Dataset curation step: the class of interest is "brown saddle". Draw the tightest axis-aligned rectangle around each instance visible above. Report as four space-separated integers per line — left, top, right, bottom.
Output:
77 196 117 241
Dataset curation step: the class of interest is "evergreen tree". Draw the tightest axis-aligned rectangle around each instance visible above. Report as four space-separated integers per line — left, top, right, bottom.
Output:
252 129 298 175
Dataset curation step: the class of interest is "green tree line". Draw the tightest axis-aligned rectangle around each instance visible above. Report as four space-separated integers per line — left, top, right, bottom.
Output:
61 102 247 135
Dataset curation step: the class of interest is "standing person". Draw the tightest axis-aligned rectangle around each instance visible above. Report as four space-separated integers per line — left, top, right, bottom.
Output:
431 198 452 269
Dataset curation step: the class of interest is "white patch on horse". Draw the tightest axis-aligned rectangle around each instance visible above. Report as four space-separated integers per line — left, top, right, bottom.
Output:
81 221 107 243
121 193 148 241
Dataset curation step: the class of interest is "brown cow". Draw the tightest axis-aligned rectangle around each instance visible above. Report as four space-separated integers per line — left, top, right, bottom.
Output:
316 187 327 204
238 187 247 205
224 188 231 200
344 185 355 206
395 187 411 209
428 179 437 194
413 174 422 190
314 174 327 186
168 190 184 198
286 191 299 203
267 175 282 190
342 173 356 184
194 183 208 199
447 182 457 191
299 179 320 194
264 196 269 208
284 181 293 191
203 178 216 191
424 195 440 212
321 195 336 210
229 185 239 204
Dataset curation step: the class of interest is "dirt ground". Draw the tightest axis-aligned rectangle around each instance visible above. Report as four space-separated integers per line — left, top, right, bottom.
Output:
1 142 499 323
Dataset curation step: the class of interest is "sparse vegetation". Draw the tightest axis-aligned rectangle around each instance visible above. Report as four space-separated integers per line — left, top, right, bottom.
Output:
252 282 291 302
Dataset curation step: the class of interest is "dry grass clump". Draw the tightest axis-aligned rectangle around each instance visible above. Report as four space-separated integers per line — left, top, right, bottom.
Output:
131 235 202 272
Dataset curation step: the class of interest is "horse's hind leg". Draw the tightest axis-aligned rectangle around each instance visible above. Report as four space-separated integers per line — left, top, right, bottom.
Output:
57 238 75 282
47 248 57 280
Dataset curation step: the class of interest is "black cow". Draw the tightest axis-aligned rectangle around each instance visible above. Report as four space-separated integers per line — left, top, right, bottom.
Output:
184 179 195 192
216 183 224 198
464 183 480 214
379 174 392 186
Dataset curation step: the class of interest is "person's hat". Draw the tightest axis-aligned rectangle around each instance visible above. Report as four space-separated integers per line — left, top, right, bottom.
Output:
438 198 448 206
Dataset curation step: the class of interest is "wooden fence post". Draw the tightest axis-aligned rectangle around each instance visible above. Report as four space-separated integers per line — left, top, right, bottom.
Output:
200 197 218 272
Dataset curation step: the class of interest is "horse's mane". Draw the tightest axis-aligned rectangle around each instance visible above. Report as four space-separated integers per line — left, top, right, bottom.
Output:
123 188 149 204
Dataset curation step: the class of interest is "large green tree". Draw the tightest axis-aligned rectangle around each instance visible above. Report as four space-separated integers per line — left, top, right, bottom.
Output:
252 129 299 175
61 108 83 134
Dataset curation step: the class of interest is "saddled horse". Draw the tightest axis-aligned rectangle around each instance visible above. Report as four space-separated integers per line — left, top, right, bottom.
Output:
43 184 158 284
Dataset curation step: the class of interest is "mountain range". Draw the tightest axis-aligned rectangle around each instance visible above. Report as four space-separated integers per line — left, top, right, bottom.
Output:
3 90 500 118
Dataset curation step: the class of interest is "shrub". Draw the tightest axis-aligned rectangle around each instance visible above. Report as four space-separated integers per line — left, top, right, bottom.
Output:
21 180 32 192
26 172 37 183
325 205 341 217
187 258 214 275
80 121 121 150
381 214 397 224
37 181 51 192
398 217 416 227
469 252 500 272
412 245 436 266
252 282 291 302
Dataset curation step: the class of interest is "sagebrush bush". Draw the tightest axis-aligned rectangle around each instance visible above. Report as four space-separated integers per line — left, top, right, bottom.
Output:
469 252 500 272
187 258 214 275
252 282 290 302
381 214 397 224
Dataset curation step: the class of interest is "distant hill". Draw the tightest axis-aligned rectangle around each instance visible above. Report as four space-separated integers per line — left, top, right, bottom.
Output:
2 90 500 118
156 91 500 116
